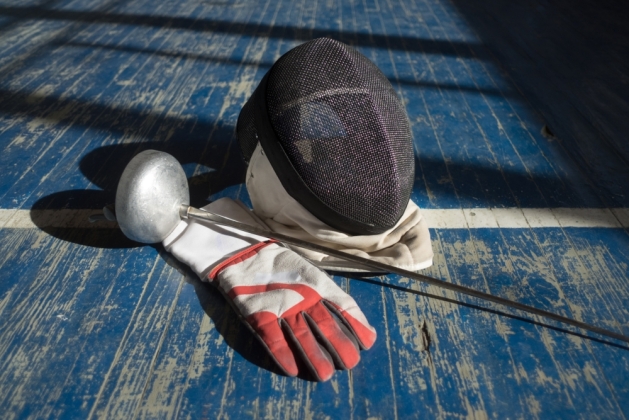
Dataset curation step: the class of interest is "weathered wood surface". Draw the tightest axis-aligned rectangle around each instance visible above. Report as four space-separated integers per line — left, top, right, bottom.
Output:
447 0 629 205
0 0 628 418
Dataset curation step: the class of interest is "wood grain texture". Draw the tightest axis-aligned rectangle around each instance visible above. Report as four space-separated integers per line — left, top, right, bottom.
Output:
0 0 628 418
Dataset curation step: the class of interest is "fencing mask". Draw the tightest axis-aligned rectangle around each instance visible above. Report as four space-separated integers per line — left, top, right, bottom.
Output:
236 38 433 271
237 38 415 236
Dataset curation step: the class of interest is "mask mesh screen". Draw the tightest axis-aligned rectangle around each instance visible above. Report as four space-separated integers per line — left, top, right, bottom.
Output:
238 38 415 233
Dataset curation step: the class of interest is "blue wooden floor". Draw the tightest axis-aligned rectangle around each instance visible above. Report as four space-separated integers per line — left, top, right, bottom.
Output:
1 0 628 418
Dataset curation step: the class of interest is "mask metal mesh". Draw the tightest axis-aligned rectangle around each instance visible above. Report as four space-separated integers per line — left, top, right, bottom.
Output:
237 38 415 235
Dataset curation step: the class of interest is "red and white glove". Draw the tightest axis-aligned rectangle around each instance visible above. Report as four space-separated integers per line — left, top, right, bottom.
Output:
163 198 377 381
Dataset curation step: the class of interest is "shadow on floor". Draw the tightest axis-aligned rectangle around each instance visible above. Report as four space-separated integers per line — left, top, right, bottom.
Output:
447 0 629 206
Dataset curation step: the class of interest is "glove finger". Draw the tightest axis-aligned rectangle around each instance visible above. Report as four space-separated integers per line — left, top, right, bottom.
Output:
310 274 377 350
246 312 299 377
303 301 360 370
323 300 377 350
283 313 335 382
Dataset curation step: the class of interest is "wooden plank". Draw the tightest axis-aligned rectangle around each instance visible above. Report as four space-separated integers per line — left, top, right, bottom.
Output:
0 229 158 418
0 0 628 418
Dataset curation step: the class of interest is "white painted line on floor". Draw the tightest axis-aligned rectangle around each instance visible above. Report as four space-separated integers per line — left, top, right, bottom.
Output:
491 207 529 228
551 208 621 228
421 208 466 229
463 208 499 229
1 209 117 229
1 208 628 230
611 208 629 227
422 208 625 229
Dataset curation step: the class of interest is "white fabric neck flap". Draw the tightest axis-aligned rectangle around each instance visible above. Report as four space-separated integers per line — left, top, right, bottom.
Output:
246 143 434 272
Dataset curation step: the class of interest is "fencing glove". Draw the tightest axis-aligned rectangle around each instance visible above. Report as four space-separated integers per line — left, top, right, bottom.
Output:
163 197 377 381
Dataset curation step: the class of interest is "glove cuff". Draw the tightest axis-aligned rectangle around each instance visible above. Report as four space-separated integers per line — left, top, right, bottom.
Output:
208 239 277 280
162 198 269 279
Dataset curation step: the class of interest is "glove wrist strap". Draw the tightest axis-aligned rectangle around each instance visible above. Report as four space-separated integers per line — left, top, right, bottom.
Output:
208 240 277 281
